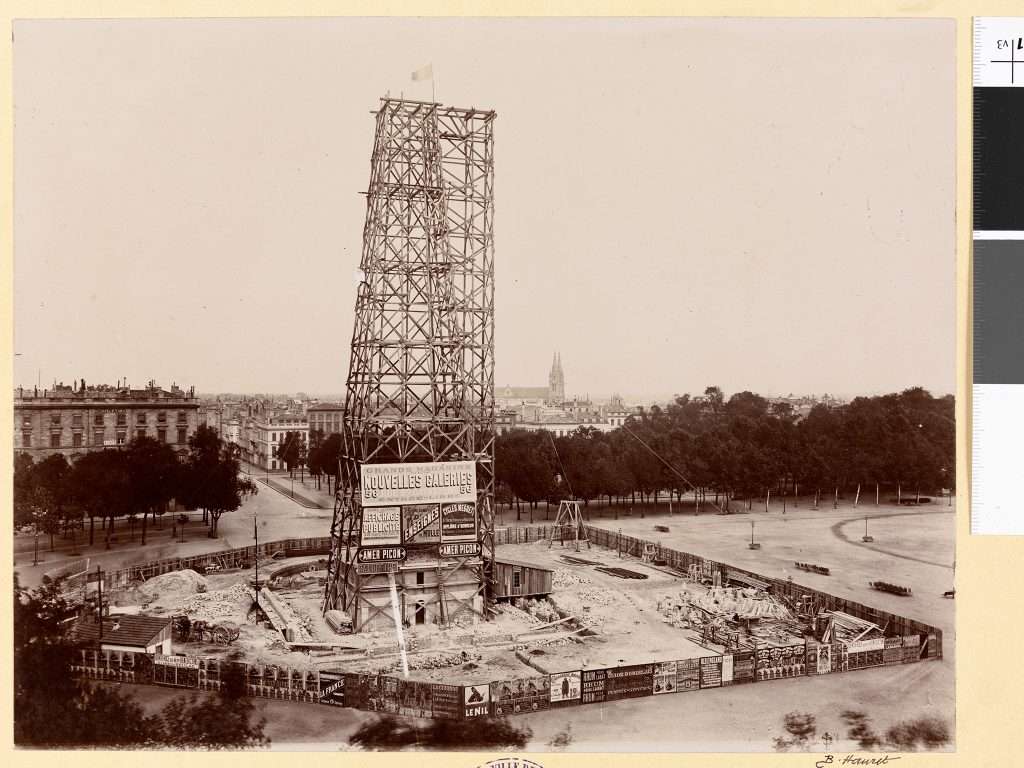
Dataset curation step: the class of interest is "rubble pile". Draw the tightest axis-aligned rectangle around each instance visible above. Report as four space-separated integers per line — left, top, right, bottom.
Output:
136 569 208 604
493 602 544 627
379 649 484 674
693 587 792 620
514 598 562 624
178 583 253 623
553 568 593 589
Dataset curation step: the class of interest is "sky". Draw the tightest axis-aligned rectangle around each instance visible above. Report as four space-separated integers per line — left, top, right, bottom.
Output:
13 17 956 401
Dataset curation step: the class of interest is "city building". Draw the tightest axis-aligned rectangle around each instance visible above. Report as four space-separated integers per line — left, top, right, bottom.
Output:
13 379 200 460
307 402 346 442
242 410 308 471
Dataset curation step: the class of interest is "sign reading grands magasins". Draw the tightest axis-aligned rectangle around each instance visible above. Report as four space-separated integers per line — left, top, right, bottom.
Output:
360 461 477 507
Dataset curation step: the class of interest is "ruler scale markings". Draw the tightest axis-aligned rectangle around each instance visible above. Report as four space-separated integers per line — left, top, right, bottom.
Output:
972 17 1024 535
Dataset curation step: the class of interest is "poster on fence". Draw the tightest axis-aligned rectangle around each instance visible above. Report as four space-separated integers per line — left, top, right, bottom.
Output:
676 658 700 691
653 661 677 694
699 656 723 688
756 644 805 680
721 654 734 685
397 679 433 717
581 669 607 703
319 671 345 706
902 633 921 663
605 663 655 701
883 636 903 665
491 676 551 714
464 682 491 717
816 644 832 675
429 683 462 719
344 673 386 712
732 651 756 683
550 671 582 706
831 643 848 673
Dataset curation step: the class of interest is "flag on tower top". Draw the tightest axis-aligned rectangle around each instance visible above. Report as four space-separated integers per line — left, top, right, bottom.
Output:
411 64 433 82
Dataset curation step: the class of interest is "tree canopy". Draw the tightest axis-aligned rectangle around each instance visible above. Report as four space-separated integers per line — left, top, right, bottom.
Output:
496 388 954 512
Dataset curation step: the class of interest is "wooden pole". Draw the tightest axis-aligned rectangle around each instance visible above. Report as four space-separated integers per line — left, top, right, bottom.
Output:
854 484 861 508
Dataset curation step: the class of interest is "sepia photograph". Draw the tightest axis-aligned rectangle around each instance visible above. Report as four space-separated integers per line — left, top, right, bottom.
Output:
11 16 955 753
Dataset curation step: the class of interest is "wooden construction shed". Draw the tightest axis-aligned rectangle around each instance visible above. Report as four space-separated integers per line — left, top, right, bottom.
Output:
492 558 554 600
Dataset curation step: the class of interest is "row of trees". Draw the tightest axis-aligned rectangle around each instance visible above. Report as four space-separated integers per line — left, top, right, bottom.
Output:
496 387 954 514
13 426 257 551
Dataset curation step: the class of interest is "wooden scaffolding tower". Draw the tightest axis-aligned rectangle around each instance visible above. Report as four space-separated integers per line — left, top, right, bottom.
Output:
323 97 497 630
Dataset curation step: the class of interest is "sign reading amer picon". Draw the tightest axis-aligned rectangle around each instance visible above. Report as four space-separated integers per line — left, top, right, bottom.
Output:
360 461 477 507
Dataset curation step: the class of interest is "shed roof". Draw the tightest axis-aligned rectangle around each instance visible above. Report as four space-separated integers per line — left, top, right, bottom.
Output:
73 614 171 647
494 557 554 573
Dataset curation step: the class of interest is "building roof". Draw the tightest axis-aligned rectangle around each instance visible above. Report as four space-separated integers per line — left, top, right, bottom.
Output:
72 614 172 647
496 386 549 399
494 557 554 573
307 402 346 412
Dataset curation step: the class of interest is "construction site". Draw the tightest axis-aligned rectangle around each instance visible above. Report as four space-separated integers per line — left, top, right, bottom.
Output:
67 95 946 735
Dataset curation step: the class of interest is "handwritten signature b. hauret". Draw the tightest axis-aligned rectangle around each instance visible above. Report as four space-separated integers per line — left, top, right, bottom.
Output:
817 755 902 768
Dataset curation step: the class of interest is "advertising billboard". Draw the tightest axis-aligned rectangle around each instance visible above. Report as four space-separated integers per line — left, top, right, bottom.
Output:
344 673 386 711
653 661 678 694
699 656 723 688
441 502 478 542
721 654 734 685
676 658 701 691
883 636 903 665
397 679 433 718
581 669 606 703
360 461 476 507
903 633 921 663
319 671 345 706
605 663 655 701
402 504 441 545
360 507 402 546
491 676 551 715
429 683 462 719
756 644 805 680
816 644 832 675
732 651 756 683
464 682 491 718
439 541 482 558
550 671 582 706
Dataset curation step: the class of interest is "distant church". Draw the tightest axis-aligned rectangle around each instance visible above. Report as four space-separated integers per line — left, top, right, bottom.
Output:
547 352 565 405
495 352 565 407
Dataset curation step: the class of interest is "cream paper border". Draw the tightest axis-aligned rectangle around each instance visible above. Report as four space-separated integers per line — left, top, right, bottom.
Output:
0 1 1006 766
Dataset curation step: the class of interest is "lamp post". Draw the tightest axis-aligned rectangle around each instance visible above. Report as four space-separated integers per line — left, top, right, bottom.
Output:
253 512 260 611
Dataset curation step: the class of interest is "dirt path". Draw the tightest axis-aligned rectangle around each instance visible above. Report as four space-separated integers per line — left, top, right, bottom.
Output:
830 510 954 569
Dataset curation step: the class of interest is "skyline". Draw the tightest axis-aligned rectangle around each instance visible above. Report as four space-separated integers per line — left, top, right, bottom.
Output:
14 18 955 398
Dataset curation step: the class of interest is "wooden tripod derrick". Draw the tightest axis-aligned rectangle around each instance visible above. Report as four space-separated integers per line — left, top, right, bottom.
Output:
323 98 496 628
548 500 590 552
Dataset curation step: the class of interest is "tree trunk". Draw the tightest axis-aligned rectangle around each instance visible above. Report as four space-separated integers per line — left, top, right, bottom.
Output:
141 511 148 546
89 515 95 545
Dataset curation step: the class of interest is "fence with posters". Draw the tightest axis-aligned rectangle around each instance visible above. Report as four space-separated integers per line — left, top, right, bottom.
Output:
68 528 944 721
